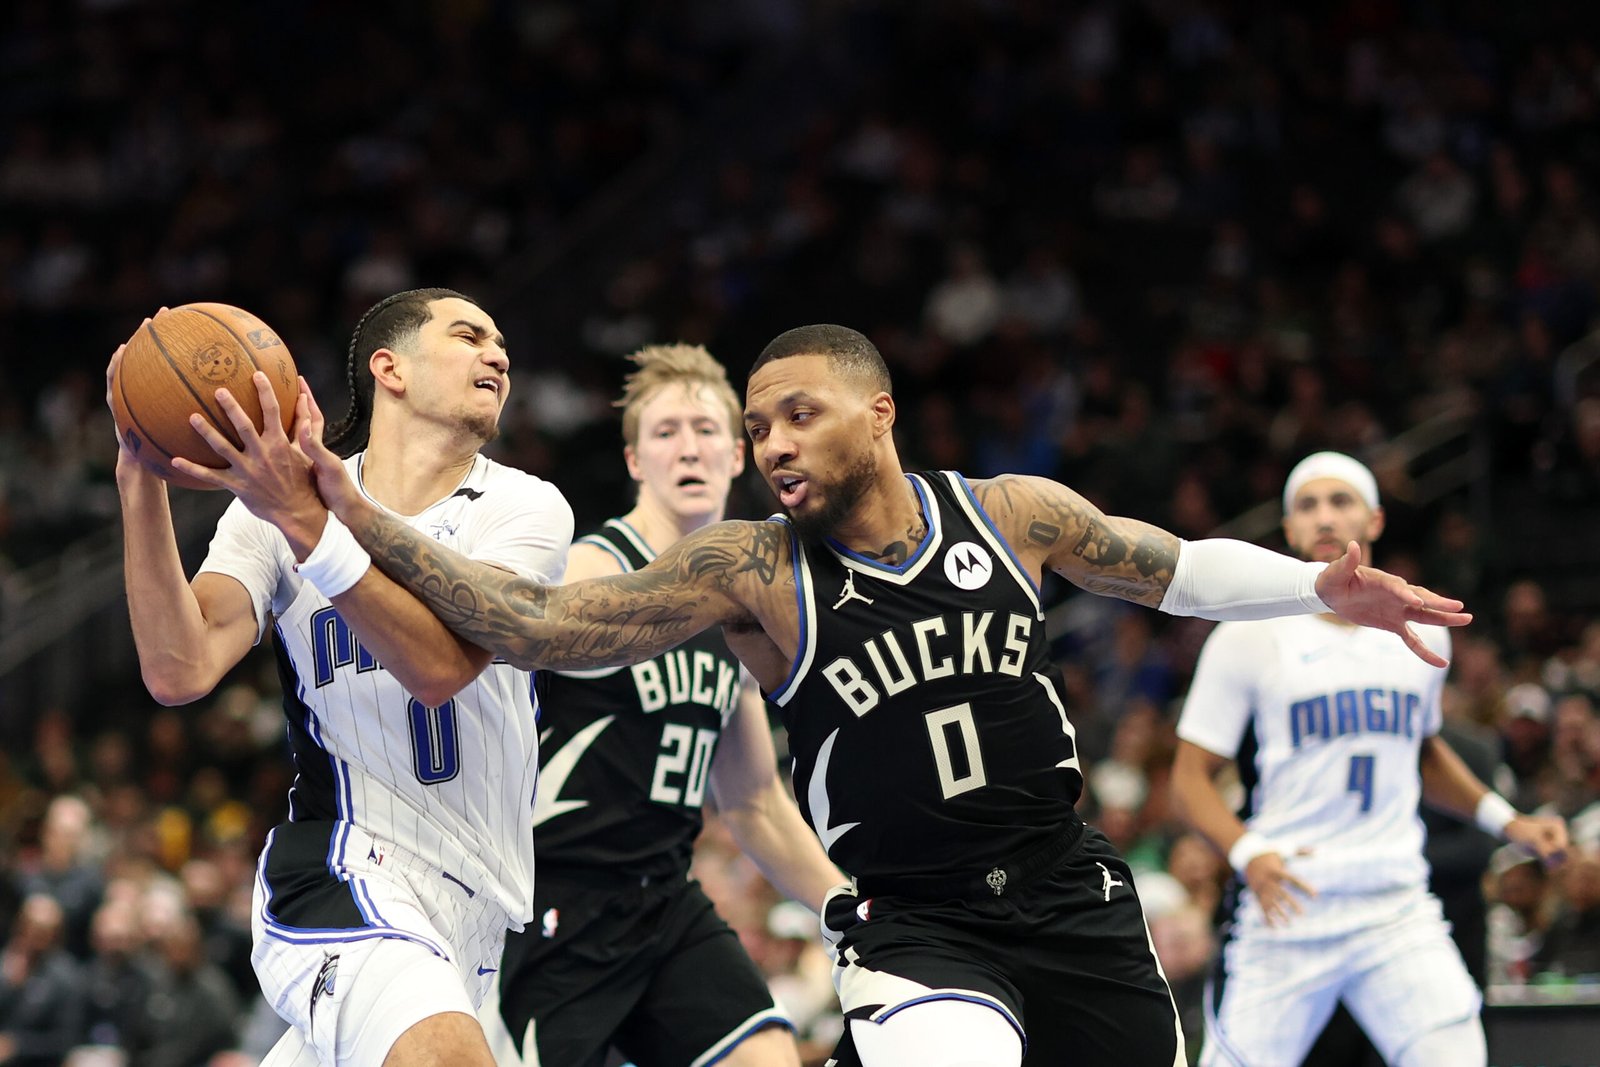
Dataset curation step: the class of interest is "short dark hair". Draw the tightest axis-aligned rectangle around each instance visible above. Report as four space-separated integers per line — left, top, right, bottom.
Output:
324 287 475 456
750 324 892 395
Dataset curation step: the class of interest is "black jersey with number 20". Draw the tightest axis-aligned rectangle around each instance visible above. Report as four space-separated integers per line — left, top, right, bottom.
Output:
531 519 744 880
769 471 1084 884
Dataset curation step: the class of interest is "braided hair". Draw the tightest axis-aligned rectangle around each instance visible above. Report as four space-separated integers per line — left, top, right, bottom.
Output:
324 287 475 456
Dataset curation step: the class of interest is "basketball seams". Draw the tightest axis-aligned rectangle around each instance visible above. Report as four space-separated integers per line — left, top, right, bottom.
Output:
141 316 245 451
114 362 180 464
183 303 269 377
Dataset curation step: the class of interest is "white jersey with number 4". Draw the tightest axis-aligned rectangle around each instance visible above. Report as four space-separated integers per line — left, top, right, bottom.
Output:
1178 614 1449 901
198 452 572 926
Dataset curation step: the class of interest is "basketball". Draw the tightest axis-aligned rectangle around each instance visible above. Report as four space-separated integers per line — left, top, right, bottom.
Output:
109 303 299 490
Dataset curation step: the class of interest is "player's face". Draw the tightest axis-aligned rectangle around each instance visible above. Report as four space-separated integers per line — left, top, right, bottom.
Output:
744 354 879 542
625 383 744 524
1282 477 1384 563
407 297 510 443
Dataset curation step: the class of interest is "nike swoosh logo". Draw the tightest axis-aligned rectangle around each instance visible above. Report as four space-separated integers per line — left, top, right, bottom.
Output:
477 965 497 976
808 728 859 855
531 716 615 828
1301 647 1332 663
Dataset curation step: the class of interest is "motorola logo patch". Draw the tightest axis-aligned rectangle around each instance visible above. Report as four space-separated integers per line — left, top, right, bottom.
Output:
943 541 993 590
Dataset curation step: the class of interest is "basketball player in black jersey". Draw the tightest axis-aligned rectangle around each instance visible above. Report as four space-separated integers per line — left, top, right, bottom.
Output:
258 324 1472 1066
490 345 840 1067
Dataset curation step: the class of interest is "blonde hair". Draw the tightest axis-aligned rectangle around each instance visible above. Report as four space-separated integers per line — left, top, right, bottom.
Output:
616 344 742 445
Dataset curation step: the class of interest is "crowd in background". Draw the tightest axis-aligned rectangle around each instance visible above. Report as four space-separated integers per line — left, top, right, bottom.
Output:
4 1 1600 1064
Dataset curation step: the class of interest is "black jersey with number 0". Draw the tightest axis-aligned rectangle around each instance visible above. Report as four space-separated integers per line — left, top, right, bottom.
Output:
532 519 744 880
770 471 1084 883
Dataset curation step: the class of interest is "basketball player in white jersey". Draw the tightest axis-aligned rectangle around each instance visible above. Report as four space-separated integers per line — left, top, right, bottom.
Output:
111 288 572 1067
231 325 1475 1066
1171 452 1568 1067
480 345 840 1067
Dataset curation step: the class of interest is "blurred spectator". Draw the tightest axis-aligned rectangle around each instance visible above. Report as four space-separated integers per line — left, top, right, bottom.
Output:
0 894 86 1067
1487 848 1558 986
13 795 104 960
1530 847 1600 980
81 893 152 1054
127 910 238 1067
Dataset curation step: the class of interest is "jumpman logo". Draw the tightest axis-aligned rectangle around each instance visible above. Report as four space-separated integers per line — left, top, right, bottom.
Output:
1096 862 1124 902
832 570 875 611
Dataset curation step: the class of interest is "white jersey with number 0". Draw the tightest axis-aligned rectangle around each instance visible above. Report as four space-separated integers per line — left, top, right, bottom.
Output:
1178 614 1449 903
198 452 572 926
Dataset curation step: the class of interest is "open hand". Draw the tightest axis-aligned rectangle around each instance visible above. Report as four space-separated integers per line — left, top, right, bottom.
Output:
171 372 326 553
291 381 364 518
1244 850 1316 928
1315 542 1471 667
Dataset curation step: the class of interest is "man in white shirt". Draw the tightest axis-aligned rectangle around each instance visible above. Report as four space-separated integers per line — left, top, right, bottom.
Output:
1171 451 1568 1067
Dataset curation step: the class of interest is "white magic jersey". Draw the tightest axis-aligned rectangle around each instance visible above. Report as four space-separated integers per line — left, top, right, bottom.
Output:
198 452 572 925
1178 614 1449 901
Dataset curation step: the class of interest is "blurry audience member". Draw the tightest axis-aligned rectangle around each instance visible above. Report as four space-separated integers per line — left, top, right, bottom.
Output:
0 894 86 1067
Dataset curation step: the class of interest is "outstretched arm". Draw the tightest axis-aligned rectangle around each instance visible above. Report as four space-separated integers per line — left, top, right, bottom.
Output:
972 473 1471 665
172 375 562 705
286 387 771 671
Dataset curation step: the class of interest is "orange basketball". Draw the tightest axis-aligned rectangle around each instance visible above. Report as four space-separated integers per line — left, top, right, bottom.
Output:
109 303 299 490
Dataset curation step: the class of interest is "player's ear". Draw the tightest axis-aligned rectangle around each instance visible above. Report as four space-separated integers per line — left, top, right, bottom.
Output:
870 392 896 439
1366 505 1386 544
729 436 746 476
370 347 404 397
623 443 643 482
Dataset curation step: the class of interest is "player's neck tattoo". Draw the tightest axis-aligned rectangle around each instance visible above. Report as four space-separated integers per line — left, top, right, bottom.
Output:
861 516 926 566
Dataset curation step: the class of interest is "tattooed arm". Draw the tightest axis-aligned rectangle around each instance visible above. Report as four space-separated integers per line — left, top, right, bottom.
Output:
971 473 1472 664
972 474 1178 605
340 496 779 671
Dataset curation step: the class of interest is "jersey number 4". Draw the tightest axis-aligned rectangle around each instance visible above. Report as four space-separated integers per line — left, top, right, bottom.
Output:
1347 753 1375 813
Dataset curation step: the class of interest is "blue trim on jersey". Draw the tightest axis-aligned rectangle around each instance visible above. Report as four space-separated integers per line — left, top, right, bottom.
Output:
952 473 1041 598
824 475 936 575
876 993 1025 1047
767 517 809 703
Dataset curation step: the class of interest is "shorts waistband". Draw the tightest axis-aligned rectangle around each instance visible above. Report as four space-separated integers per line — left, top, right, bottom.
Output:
856 813 1085 901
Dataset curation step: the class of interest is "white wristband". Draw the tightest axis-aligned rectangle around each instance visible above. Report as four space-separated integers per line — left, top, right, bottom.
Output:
295 514 371 598
1227 831 1278 876
1158 538 1330 621
1474 793 1517 838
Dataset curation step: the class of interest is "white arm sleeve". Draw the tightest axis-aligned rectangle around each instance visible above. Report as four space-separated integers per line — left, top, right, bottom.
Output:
1176 621 1263 758
1157 538 1329 620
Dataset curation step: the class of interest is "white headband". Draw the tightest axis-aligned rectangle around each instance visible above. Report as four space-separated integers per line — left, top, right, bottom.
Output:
1282 451 1380 513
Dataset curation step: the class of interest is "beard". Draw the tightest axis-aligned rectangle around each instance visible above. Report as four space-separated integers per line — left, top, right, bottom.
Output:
453 406 502 446
785 450 876 544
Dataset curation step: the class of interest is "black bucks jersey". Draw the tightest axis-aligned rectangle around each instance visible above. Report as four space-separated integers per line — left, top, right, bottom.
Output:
532 519 745 880
770 471 1083 883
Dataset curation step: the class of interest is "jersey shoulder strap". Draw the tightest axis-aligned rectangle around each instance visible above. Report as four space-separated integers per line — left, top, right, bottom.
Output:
576 518 654 573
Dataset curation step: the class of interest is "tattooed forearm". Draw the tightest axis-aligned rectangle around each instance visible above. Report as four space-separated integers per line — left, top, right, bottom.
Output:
974 473 1179 607
346 507 765 672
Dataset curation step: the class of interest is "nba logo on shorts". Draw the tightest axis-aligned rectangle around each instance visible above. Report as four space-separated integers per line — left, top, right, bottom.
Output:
944 542 993 590
541 907 560 938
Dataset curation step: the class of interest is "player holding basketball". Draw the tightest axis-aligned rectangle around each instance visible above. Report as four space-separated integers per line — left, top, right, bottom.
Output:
487 344 840 1067
112 288 571 1067
1171 452 1568 1067
252 325 1471 1067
